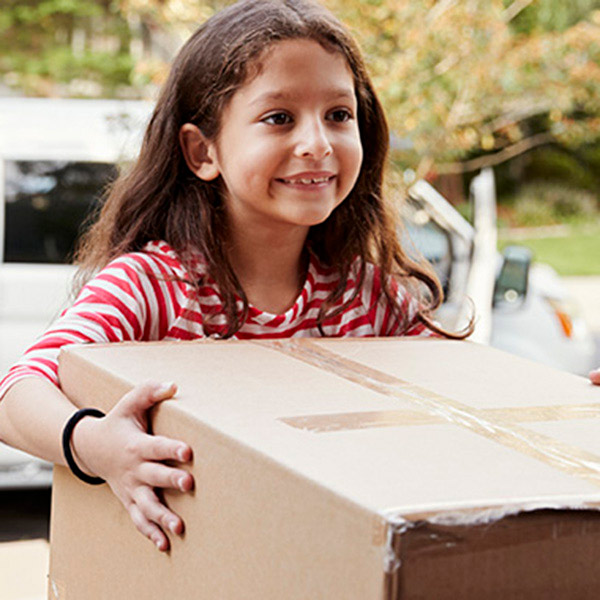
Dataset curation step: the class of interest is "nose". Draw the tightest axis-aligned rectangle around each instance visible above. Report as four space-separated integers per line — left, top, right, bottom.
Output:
294 117 333 160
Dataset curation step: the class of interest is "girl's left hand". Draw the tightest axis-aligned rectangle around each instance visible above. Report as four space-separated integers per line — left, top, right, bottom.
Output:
590 368 600 386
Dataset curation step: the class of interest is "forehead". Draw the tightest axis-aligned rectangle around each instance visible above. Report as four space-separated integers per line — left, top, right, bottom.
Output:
236 38 356 104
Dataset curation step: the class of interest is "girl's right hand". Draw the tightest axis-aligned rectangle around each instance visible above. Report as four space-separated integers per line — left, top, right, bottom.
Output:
71 381 194 552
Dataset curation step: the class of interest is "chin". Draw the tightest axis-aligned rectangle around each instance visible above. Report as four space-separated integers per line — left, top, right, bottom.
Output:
290 204 340 227
292 212 334 227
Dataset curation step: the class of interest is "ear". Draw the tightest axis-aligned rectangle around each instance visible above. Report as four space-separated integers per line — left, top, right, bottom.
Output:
179 123 220 181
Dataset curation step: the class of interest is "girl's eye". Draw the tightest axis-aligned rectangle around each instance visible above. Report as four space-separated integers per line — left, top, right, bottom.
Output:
262 112 292 126
327 109 353 123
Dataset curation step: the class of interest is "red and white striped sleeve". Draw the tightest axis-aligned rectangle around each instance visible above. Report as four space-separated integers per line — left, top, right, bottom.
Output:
0 249 190 400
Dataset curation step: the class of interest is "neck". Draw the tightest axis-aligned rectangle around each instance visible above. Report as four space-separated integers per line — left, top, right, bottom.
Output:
226 221 309 315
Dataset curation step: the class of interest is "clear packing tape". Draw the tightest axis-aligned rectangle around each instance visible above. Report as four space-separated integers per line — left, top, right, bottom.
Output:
252 339 600 579
259 339 600 487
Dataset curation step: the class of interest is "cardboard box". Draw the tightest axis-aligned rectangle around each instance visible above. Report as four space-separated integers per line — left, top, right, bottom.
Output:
49 338 600 599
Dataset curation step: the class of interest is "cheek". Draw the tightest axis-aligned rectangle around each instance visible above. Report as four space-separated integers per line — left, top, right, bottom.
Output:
339 132 363 192
239 138 282 177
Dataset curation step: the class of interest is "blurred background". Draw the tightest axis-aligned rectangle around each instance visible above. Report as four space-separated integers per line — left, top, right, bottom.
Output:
1 0 599 266
0 1 599 598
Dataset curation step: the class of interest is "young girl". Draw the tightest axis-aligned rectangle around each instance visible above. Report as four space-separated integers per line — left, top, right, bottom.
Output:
2 0 594 554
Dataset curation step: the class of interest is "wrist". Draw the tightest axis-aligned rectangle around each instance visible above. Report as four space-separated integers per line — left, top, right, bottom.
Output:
69 413 103 480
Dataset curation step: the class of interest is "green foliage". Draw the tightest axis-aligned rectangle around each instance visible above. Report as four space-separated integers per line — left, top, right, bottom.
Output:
524 147 600 191
326 0 600 174
454 202 473 223
509 0 600 34
579 143 600 174
499 224 600 276
1 0 599 177
500 181 599 226
0 0 134 96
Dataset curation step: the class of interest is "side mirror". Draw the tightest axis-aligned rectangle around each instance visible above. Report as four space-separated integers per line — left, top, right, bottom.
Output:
493 245 533 306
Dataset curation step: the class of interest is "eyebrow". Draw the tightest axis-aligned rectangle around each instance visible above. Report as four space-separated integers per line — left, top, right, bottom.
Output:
249 88 356 106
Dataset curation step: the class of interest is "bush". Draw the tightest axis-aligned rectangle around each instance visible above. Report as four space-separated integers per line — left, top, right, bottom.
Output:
500 181 599 227
524 148 598 191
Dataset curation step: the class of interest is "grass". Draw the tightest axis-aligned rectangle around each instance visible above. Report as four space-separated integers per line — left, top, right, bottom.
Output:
498 223 600 276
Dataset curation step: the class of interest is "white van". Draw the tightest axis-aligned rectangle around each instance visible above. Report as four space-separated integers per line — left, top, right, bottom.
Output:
0 98 152 487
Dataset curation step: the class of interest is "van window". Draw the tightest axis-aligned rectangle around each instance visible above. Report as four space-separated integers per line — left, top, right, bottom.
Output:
3 160 116 264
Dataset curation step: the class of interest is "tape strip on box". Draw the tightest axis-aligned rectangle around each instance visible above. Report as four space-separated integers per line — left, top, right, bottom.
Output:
256 339 600 488
280 404 600 433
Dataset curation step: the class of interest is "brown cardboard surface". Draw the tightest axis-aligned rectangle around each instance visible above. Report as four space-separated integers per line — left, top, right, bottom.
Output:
393 510 600 599
312 338 600 408
49 339 600 599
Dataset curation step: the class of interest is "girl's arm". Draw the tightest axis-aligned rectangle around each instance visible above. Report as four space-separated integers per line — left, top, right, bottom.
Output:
0 248 196 551
0 376 193 552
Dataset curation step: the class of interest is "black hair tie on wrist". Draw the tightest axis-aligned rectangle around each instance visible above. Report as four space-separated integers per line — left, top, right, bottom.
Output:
62 408 106 485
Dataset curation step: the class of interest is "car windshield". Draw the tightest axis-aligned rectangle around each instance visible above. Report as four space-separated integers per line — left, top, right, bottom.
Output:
3 160 116 264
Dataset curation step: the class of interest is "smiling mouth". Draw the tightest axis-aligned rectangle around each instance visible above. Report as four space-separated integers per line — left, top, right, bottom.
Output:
276 175 336 185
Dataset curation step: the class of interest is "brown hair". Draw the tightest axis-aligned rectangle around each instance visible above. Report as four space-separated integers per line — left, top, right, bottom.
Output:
74 0 471 339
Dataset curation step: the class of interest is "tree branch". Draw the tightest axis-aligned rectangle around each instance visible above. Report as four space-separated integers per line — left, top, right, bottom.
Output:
436 132 554 174
502 0 536 23
485 101 552 133
416 155 435 180
426 0 458 24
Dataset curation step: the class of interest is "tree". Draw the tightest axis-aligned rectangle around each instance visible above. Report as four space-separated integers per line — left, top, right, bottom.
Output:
2 0 598 179
324 0 600 176
0 0 134 96
0 0 214 97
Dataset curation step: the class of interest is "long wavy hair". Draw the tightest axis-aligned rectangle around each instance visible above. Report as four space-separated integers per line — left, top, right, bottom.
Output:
74 0 472 339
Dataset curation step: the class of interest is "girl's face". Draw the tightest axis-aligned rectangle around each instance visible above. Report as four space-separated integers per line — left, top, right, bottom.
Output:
202 39 363 236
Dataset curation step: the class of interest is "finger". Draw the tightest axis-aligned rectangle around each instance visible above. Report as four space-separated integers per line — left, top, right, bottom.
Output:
137 462 194 492
590 369 600 386
135 435 193 463
128 502 170 552
117 381 178 416
134 487 185 535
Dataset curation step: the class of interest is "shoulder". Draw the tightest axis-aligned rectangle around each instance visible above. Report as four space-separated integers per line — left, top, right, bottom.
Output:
84 241 195 294
357 260 431 337
105 241 190 280
68 241 197 339
74 240 198 317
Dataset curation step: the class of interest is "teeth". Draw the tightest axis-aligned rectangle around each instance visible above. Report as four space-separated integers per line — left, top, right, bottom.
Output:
282 176 331 184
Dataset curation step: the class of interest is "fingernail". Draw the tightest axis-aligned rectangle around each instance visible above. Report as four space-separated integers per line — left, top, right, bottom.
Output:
178 476 187 491
157 381 175 395
177 447 187 461
168 519 178 533
152 536 162 548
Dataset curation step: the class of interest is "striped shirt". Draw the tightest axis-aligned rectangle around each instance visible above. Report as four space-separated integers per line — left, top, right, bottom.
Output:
0 240 431 399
